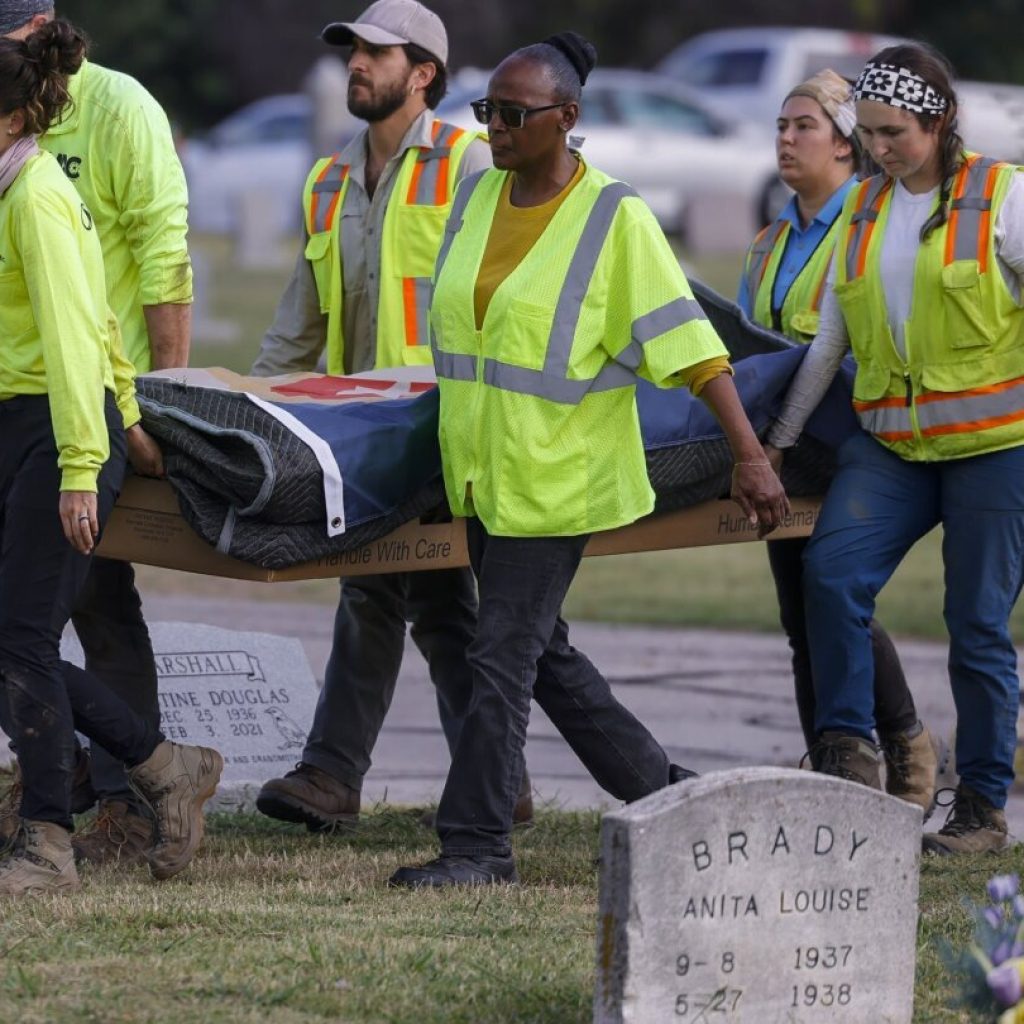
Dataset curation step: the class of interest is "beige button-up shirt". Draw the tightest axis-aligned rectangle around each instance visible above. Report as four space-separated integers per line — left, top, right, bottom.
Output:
252 109 490 377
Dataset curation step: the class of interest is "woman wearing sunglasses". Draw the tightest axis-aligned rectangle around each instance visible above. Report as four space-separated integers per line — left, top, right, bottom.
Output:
764 43 1024 855
0 20 222 895
390 32 788 888
738 70 942 816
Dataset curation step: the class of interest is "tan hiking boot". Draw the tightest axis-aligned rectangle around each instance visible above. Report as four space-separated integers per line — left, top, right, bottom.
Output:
256 762 360 833
923 784 1009 856
0 820 80 896
128 741 223 880
72 800 154 867
881 721 946 821
809 732 882 790
0 746 96 847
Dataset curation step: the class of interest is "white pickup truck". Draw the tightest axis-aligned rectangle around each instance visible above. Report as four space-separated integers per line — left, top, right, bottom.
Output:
658 27 1024 164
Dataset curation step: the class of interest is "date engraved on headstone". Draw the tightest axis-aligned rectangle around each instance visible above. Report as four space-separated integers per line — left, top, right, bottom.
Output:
595 768 921 1024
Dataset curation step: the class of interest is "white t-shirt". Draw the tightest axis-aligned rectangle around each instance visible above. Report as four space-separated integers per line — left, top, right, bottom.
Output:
769 172 1024 449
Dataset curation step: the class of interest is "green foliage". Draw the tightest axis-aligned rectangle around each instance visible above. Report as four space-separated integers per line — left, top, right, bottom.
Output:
55 0 234 130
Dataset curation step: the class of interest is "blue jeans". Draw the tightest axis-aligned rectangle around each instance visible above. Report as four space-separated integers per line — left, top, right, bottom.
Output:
437 518 670 857
803 432 1024 807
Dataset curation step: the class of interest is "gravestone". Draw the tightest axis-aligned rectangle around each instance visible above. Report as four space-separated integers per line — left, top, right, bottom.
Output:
595 767 921 1024
57 622 319 810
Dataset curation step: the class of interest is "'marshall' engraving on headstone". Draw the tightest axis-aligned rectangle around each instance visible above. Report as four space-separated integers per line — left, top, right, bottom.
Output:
595 767 921 1024
59 622 318 809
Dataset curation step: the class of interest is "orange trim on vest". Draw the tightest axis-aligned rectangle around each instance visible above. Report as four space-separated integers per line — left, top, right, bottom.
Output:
402 277 419 347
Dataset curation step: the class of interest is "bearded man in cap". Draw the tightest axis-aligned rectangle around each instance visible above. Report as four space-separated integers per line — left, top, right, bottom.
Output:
251 0 535 833
0 2 192 867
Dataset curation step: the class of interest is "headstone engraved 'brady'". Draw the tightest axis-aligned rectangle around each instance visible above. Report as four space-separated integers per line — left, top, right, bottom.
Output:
60 622 319 809
595 767 921 1024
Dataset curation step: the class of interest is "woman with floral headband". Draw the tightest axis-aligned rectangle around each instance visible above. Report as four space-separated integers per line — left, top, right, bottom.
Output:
739 68 942 819
764 42 1024 855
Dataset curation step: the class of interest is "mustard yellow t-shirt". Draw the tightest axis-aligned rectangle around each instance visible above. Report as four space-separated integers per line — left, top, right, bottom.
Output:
472 158 729 394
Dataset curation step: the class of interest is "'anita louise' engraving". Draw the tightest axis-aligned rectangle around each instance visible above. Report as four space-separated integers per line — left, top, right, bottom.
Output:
595 769 921 1023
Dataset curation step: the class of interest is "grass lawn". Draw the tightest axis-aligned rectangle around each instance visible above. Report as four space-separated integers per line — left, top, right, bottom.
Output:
0 801 1012 1024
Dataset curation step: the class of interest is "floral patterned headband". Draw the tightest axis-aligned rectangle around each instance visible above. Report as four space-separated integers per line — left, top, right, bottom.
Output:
853 62 949 115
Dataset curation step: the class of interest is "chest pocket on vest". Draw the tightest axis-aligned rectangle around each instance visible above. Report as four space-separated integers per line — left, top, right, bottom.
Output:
940 261 989 348
788 309 820 343
390 205 451 280
832 275 877 356
495 298 552 371
304 232 334 314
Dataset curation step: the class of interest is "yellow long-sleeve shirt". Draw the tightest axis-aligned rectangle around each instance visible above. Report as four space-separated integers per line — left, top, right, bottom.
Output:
41 60 193 373
0 151 140 491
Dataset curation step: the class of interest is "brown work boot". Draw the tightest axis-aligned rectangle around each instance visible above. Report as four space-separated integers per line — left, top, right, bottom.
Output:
0 820 80 896
418 767 535 830
881 721 946 821
256 762 360 833
72 800 154 867
128 741 223 880
923 783 1009 856
809 732 882 790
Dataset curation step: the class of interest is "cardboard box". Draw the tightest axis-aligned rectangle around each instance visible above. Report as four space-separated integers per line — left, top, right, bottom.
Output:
98 476 821 582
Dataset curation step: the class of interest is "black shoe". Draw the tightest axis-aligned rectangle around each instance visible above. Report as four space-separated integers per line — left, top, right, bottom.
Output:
669 763 698 784
388 854 519 889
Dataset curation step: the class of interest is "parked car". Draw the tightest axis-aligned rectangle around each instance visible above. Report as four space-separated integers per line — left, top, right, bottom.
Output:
183 94 314 235
437 68 781 236
657 27 1024 163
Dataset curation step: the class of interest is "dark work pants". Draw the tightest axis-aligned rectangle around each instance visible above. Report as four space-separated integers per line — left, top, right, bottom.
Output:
0 395 162 829
303 568 478 790
437 518 670 857
71 555 160 808
766 536 917 750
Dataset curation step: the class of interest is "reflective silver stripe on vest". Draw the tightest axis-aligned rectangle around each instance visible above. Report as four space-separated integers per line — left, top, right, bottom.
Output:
545 182 639 378
632 297 706 345
916 377 1024 434
430 170 489 373
310 160 348 234
483 357 637 404
434 350 478 381
409 123 461 205
856 404 913 438
949 157 1001 263
408 276 432 347
743 219 788 308
844 176 889 280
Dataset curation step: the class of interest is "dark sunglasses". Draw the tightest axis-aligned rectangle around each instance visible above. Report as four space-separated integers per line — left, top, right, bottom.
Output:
470 99 565 130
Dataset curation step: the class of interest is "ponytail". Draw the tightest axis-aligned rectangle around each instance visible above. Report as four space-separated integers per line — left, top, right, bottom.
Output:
0 18 87 135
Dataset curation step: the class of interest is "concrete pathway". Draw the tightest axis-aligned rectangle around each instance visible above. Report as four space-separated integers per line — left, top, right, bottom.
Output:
138 594 1024 838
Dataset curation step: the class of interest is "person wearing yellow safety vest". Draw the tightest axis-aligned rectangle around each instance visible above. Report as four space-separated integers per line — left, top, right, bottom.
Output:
764 43 1024 856
739 69 943 820
390 32 789 888
0 21 222 897
250 1 540 835
0 1 195 867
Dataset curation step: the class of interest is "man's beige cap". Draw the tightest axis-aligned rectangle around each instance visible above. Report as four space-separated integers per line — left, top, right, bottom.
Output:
322 0 448 65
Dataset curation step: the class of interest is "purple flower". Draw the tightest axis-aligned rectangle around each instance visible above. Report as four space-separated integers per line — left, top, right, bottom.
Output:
988 906 1008 930
993 940 1017 966
1014 895 1024 919
989 875 1020 902
988 961 1024 1008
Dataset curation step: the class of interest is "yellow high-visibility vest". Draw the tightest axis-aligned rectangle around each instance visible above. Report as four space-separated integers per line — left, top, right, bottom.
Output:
743 214 839 342
301 120 480 373
834 154 1024 461
430 164 729 537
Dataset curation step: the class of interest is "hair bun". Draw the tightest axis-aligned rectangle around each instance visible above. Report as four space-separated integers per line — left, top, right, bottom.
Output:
542 31 597 86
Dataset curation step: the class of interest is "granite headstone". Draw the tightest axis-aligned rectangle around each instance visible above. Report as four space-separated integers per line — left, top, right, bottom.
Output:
595 767 921 1024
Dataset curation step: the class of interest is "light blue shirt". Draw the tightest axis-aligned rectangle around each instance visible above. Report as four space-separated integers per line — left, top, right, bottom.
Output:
737 177 857 323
